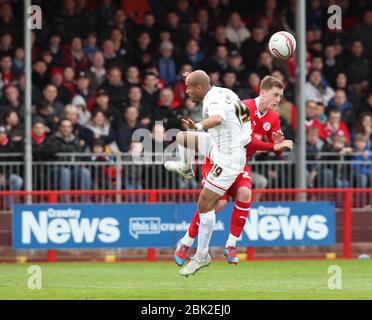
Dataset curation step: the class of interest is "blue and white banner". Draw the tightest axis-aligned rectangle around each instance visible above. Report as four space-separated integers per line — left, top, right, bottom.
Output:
12 202 335 249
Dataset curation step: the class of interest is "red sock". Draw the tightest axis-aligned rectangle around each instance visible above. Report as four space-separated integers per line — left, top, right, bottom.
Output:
188 210 200 238
230 200 250 237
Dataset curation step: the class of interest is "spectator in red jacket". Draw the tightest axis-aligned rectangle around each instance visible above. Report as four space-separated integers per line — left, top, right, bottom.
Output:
323 108 351 145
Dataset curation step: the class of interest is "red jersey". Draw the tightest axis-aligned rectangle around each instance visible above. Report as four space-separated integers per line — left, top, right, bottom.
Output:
305 118 327 140
242 98 283 159
323 121 351 144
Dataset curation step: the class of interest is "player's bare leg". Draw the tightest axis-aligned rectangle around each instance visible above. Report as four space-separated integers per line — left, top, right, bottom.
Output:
164 131 198 179
175 199 227 266
179 187 221 276
224 186 251 264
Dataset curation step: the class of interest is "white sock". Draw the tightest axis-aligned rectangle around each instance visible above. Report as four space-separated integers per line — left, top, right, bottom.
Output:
196 210 215 258
226 233 239 248
178 144 194 169
181 232 195 247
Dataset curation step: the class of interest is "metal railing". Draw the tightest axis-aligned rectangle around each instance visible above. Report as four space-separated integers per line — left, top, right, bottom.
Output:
1 152 372 200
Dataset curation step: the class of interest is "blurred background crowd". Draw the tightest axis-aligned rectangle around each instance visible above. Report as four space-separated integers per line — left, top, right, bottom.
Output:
0 0 371 191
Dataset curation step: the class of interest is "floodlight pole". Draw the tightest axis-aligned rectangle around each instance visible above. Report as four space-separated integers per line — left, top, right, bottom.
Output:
295 0 307 192
24 0 33 200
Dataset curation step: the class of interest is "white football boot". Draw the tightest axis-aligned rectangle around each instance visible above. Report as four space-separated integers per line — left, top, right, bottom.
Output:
164 161 195 180
179 253 212 277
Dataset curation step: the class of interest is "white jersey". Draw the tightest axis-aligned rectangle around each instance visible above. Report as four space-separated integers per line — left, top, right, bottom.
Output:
202 86 252 171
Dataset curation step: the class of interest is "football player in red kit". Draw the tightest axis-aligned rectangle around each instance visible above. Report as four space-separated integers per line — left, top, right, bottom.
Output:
175 76 294 268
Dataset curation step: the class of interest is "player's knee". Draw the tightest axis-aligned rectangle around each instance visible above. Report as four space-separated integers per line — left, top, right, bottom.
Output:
176 131 186 146
236 187 252 203
214 200 227 213
198 194 213 213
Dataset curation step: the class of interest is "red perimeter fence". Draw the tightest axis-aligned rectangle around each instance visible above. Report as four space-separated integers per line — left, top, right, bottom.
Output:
1 188 372 262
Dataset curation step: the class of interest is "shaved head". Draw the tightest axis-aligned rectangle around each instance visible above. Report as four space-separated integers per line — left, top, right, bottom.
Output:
186 70 210 87
185 70 211 102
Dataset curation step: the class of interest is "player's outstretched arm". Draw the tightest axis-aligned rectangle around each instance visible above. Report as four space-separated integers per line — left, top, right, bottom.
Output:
182 115 223 131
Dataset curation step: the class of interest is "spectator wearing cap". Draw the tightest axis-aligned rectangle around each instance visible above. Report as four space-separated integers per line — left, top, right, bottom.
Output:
42 84 65 120
99 66 128 110
0 124 23 192
92 89 121 124
43 119 92 193
50 67 72 105
157 41 177 87
87 51 107 90
71 95 91 126
75 71 96 111
241 26 267 69
181 39 205 70
85 110 116 148
60 36 91 74
115 106 146 153
225 12 251 49
305 69 335 105
328 89 356 131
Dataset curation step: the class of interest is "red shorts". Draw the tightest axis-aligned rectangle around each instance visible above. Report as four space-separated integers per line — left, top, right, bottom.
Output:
201 158 252 200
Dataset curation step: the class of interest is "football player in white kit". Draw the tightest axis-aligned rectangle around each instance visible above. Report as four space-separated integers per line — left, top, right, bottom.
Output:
164 70 252 276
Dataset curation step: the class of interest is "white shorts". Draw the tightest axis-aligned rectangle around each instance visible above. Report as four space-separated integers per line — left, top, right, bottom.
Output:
197 132 244 196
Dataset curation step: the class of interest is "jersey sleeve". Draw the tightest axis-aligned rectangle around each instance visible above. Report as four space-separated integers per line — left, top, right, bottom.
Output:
205 99 227 121
267 113 284 156
247 136 275 152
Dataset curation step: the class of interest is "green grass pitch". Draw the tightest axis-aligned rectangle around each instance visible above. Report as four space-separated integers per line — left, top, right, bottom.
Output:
0 260 371 300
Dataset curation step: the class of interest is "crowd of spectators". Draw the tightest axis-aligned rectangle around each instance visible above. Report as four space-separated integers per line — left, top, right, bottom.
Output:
0 0 371 191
